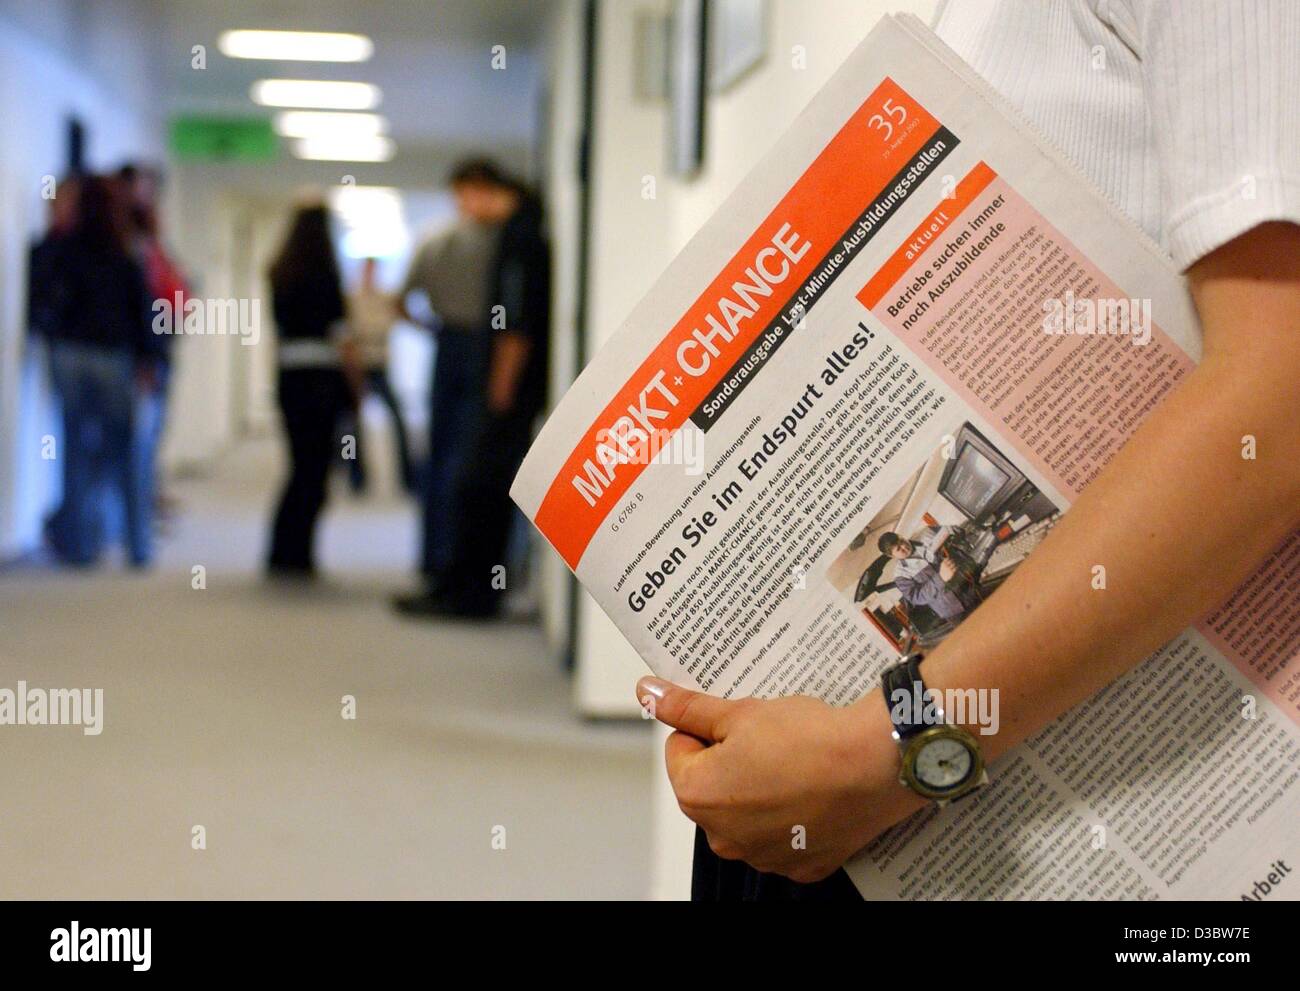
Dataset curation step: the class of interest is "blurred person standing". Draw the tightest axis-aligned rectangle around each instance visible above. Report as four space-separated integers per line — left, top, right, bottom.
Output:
28 173 81 557
342 257 413 494
396 170 550 619
27 173 81 341
117 163 188 526
390 160 503 606
266 201 361 577
41 175 155 567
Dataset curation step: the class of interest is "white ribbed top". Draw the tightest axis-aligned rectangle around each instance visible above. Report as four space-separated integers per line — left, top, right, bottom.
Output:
933 0 1300 269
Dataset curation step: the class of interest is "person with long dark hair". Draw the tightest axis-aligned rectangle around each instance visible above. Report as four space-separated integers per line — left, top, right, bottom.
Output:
43 174 154 567
266 200 359 577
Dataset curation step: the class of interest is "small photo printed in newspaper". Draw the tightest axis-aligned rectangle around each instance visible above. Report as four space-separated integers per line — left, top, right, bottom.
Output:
826 421 1062 655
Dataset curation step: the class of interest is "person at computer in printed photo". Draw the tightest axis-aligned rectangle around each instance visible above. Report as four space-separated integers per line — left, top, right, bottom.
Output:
878 527 967 622
638 0 1300 901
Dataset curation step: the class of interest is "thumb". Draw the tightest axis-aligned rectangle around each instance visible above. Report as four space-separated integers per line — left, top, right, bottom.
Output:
636 677 736 742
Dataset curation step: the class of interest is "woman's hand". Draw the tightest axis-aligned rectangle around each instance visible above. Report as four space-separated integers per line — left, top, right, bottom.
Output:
338 337 366 408
637 677 925 882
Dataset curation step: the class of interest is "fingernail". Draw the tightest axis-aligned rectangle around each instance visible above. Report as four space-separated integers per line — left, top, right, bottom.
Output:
638 677 669 700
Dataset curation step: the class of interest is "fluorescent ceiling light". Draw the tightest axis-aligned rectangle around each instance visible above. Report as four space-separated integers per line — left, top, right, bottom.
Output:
273 111 388 139
292 135 396 162
219 30 373 63
251 79 380 110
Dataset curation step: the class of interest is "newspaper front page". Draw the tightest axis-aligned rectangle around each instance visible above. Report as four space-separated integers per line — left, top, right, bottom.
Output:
511 15 1300 900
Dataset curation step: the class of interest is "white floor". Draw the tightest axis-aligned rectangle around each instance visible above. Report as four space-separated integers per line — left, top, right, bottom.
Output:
0 436 654 899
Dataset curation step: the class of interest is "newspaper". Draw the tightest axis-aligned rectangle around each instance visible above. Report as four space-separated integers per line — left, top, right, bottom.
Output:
511 14 1300 900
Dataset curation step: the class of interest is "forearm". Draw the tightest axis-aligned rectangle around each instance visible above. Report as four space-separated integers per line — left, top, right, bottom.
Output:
918 355 1296 760
853 227 1300 763
488 331 531 406
338 338 366 399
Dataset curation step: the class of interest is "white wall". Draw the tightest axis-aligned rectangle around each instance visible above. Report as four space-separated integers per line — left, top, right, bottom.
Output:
532 0 589 661
567 0 938 897
573 0 677 716
156 178 248 472
0 0 164 557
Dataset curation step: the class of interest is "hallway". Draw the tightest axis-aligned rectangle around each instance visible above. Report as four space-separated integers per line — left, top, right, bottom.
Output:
0 438 653 899
0 0 954 906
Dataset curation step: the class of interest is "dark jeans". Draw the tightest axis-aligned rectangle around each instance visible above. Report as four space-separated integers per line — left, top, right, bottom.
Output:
342 368 414 491
441 403 536 612
47 340 151 566
420 329 489 582
134 359 170 515
691 827 863 901
268 367 352 572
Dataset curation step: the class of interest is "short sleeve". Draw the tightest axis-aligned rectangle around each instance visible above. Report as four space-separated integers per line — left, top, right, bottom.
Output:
1133 0 1300 268
400 230 446 301
399 243 427 301
497 255 528 334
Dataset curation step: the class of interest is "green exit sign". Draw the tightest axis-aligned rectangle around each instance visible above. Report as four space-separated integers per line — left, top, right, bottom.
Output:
170 116 278 161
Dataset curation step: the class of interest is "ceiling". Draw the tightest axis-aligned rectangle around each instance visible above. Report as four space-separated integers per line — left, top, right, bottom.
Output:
147 0 555 186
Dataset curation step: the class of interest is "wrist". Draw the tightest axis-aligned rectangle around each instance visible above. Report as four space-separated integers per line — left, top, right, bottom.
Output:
846 690 928 823
878 652 993 804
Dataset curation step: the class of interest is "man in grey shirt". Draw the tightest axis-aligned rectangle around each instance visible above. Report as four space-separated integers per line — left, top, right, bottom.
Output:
395 162 502 597
400 216 499 334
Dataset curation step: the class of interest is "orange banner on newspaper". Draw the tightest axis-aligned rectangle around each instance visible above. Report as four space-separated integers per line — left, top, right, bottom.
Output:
857 161 997 310
535 79 943 568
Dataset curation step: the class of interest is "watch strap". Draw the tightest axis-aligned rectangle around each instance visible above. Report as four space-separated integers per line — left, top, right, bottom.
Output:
881 652 926 741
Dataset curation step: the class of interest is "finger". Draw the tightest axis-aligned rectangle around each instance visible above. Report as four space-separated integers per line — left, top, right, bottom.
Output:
636 677 737 742
664 731 714 822
663 727 707 771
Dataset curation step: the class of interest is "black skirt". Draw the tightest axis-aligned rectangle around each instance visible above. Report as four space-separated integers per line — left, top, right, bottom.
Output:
690 827 864 902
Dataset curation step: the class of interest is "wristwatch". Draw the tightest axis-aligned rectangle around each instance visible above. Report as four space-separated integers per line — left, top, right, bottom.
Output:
880 652 989 804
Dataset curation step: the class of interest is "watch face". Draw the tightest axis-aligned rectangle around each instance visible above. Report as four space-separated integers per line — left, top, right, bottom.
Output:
913 736 974 791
